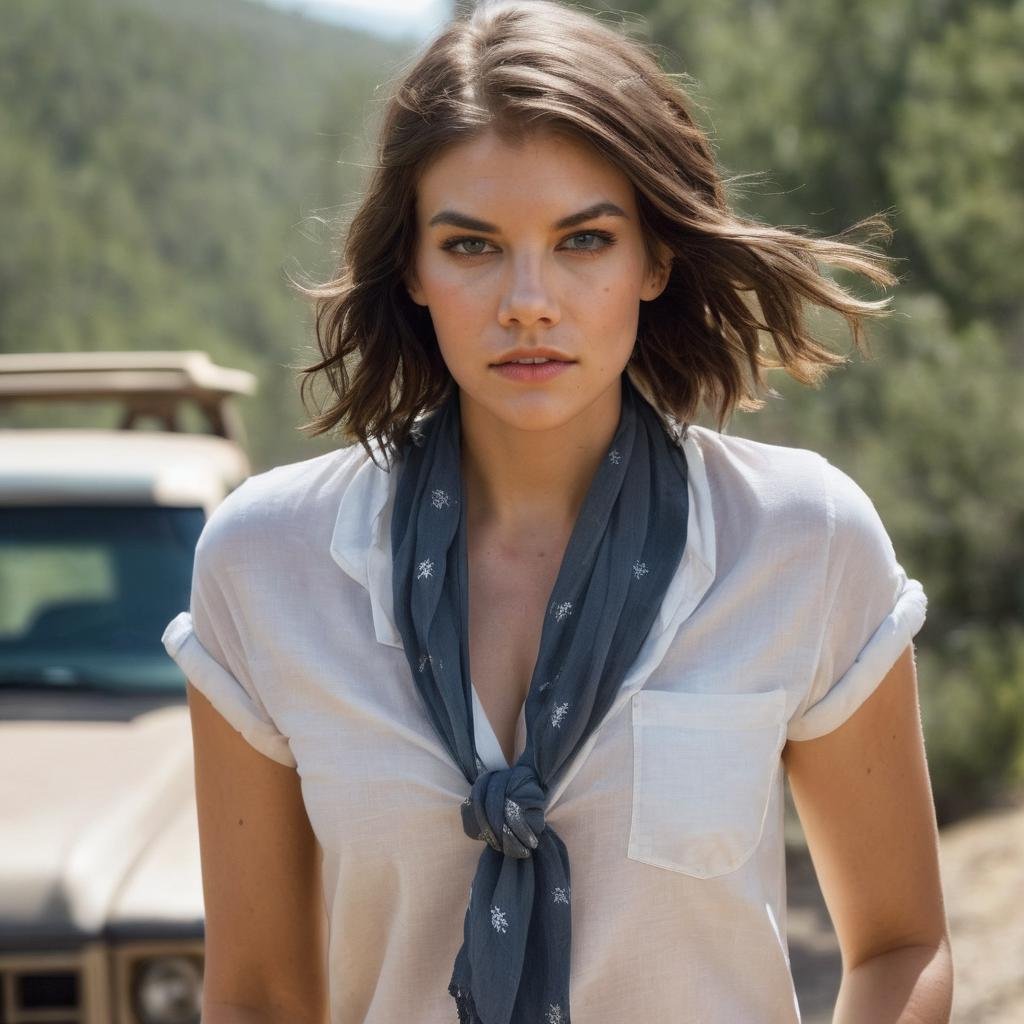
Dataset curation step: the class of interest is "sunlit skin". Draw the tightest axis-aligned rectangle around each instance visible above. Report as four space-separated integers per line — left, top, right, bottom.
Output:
404 127 672 540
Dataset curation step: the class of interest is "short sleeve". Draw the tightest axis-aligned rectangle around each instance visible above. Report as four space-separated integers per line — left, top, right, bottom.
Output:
786 459 928 742
161 500 296 767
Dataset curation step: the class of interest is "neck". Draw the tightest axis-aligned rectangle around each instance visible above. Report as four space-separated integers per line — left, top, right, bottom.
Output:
458 377 624 539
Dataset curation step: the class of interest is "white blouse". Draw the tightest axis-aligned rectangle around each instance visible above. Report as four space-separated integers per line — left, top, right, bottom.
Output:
161 422 927 1023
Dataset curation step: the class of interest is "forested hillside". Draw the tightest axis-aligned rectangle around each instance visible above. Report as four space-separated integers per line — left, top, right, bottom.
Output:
0 0 403 458
3 0 1023 817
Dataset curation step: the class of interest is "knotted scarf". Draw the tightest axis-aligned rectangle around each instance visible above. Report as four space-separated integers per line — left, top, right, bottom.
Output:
390 372 690 1024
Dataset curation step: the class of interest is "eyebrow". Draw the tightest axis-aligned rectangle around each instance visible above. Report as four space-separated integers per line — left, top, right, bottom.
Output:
427 201 629 233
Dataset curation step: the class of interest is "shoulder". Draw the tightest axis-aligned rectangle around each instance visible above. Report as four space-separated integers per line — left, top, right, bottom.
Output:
686 424 830 528
194 443 373 573
686 425 894 572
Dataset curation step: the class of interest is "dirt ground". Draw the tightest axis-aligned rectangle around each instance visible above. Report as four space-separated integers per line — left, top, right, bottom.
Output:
786 783 1024 1023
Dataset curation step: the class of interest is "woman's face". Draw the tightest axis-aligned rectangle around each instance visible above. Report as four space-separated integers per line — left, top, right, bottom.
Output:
405 127 671 434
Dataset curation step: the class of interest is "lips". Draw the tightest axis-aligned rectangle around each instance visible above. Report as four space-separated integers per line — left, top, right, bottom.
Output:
491 347 576 365
498 358 569 365
490 360 576 382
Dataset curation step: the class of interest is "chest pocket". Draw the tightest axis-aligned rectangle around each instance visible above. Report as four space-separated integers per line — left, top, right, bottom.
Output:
627 687 788 878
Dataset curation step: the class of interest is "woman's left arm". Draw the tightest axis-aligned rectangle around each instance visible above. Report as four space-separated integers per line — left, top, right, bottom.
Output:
782 642 954 1024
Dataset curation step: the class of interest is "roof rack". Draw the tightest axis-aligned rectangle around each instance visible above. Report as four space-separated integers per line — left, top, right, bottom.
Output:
0 350 258 442
0 350 257 399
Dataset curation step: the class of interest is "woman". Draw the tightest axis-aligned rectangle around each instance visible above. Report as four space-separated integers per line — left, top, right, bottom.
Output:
162 1 953 1021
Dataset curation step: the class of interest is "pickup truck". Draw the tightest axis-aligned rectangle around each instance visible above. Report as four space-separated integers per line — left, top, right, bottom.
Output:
0 350 256 1024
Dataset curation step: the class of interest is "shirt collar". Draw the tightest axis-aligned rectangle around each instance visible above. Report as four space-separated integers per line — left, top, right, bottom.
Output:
329 426 717 650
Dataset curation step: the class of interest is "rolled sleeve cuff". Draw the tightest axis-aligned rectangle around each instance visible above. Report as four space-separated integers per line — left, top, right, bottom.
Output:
162 611 296 767
786 576 928 742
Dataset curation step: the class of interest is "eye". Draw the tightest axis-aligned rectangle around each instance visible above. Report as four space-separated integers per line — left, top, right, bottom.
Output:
441 237 496 257
562 230 616 253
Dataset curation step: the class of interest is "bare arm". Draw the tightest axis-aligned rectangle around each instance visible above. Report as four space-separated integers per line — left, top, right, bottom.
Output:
782 643 953 1023
201 1004 312 1024
830 940 953 1024
188 681 329 1024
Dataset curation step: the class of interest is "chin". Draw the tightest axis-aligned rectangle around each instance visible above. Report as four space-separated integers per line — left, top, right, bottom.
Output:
460 379 610 435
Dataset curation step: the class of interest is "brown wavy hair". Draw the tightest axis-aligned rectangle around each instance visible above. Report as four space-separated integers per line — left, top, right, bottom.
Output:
292 0 900 467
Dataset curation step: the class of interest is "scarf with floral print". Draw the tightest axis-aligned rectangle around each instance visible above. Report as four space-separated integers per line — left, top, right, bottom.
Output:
391 372 690 1024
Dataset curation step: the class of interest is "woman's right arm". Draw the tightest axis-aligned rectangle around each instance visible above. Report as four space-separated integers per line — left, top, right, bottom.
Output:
187 680 329 1024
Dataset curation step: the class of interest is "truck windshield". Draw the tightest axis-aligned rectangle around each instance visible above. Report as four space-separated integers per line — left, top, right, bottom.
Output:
0 506 205 693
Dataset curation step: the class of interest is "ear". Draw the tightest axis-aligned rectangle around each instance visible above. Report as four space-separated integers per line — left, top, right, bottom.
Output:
405 268 428 307
641 240 673 301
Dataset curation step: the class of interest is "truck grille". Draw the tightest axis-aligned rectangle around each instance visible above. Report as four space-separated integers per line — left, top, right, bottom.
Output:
0 940 203 1024
0 950 85 1023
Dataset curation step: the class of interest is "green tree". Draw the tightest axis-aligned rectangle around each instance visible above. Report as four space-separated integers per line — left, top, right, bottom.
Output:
886 3 1024 320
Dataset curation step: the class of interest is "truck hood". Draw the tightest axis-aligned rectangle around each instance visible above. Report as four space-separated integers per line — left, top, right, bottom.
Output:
0 697 203 942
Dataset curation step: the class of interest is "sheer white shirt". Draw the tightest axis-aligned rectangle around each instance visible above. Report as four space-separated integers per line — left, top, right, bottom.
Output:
162 423 927 1023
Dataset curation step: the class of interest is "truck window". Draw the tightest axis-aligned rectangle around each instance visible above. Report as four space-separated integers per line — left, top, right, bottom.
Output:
0 505 205 693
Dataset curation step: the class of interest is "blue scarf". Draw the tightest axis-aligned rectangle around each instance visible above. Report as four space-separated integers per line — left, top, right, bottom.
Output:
391 373 690 1024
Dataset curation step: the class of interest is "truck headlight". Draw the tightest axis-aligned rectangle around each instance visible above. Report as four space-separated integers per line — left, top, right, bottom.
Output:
133 955 203 1024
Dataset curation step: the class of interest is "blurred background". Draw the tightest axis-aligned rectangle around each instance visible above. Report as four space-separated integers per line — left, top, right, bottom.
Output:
0 1 1021 1021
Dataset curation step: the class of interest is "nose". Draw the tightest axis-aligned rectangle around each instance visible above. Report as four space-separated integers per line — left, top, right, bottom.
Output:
496 254 560 329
